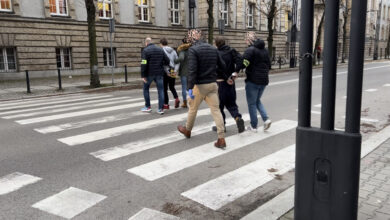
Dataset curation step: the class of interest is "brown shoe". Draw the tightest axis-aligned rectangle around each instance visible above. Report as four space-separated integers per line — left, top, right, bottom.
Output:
181 100 188 108
214 138 226 149
175 98 180 108
178 125 191 138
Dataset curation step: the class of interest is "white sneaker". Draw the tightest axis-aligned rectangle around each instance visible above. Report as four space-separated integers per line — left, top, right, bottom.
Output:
264 119 272 131
247 126 258 133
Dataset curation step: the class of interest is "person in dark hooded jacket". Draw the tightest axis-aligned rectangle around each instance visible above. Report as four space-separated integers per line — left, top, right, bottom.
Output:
239 32 272 132
212 36 245 133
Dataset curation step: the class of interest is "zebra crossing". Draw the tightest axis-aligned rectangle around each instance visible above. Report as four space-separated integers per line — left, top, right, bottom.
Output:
0 91 378 220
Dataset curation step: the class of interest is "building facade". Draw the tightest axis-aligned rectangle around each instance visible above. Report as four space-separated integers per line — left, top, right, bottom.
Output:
0 0 290 79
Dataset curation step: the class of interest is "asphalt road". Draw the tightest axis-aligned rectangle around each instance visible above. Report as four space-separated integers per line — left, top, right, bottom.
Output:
0 61 389 220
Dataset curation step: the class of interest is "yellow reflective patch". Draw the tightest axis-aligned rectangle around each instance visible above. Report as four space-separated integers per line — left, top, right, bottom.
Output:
243 59 250 67
141 60 147 64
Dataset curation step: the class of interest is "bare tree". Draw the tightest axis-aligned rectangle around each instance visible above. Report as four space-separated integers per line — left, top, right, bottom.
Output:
85 0 100 88
313 9 325 65
255 0 284 58
341 0 350 63
207 0 214 44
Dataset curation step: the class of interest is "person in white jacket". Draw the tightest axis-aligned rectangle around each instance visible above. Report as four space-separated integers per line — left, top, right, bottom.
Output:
160 38 181 109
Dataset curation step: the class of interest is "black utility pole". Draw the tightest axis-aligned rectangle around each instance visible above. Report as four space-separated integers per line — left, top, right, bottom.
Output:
289 0 298 68
295 0 368 219
373 0 383 60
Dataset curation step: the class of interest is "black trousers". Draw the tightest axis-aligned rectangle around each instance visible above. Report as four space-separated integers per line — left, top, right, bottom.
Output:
217 81 242 124
164 74 178 105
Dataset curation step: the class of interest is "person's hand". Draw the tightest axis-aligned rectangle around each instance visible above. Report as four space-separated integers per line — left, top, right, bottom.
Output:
143 78 147 83
188 89 195 99
231 72 238 80
227 78 234 85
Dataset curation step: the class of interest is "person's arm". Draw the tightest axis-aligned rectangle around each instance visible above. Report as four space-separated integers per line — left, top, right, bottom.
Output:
264 49 271 70
241 48 253 70
232 49 243 73
141 49 148 79
187 47 197 90
163 52 170 74
217 51 227 80
173 51 180 72
174 51 185 64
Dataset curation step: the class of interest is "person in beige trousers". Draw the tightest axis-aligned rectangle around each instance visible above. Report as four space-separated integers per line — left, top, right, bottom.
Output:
177 29 227 149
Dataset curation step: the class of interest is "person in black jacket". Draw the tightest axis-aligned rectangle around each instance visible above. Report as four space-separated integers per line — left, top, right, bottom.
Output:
177 29 227 149
240 32 272 132
141 37 170 115
212 36 245 133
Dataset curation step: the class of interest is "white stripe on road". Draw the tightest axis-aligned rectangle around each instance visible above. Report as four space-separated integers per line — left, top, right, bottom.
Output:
240 125 390 220
342 116 379 123
3 97 137 119
240 187 294 220
35 111 145 134
0 172 42 195
91 114 250 161
0 95 112 111
0 96 136 116
58 108 210 146
182 145 295 210
128 208 180 220
16 100 157 125
314 104 321 108
128 120 297 181
365 89 378 92
384 84 390 87
0 94 97 107
32 187 106 219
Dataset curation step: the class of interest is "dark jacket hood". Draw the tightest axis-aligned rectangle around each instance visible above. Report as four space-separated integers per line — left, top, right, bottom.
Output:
218 45 231 51
254 39 265 49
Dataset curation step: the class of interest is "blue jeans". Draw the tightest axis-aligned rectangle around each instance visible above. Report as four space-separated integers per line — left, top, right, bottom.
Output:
245 81 269 128
181 76 187 101
143 75 164 110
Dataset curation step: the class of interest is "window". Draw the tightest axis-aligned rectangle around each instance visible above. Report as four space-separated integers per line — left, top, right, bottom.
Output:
98 0 112 19
0 48 17 72
170 0 180 24
103 48 116 67
56 48 72 69
49 0 68 15
0 0 12 11
138 0 149 22
220 0 229 26
247 4 254 28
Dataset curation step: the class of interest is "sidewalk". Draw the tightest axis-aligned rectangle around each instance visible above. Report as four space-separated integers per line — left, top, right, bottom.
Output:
279 138 390 220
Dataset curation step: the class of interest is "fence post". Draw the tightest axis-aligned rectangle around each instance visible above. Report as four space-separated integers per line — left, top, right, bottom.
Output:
57 69 62 90
25 70 31 94
125 65 128 83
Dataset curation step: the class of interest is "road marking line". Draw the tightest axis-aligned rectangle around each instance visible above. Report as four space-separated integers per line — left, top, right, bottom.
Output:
35 111 145 134
91 114 250 161
32 187 106 219
2 97 138 119
384 84 390 87
182 145 295 210
314 104 321 108
0 172 42 195
0 94 98 107
58 108 211 146
240 186 294 220
240 125 390 220
16 100 158 125
365 89 378 92
342 116 379 123
128 120 297 181
128 208 180 220
0 96 139 116
0 95 112 111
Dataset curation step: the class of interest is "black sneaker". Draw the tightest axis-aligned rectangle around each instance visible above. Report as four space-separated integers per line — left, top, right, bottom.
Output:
212 126 226 132
236 117 245 133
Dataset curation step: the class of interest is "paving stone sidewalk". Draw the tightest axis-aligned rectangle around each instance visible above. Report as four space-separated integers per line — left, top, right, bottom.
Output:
280 138 390 220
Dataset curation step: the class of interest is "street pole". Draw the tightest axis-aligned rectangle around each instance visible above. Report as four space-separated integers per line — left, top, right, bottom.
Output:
373 0 383 60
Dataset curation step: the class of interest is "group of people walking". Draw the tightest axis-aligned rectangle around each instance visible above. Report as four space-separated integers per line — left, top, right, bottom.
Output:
141 30 272 149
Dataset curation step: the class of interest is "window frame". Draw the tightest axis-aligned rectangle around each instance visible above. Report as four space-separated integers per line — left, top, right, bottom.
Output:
138 0 149 22
103 48 116 68
220 0 229 26
247 3 254 28
0 0 12 12
49 0 69 16
0 47 17 73
170 0 180 25
56 47 72 70
98 0 113 19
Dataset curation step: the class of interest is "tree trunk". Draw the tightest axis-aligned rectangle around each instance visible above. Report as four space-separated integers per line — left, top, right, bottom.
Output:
85 0 100 88
313 10 325 65
267 0 276 59
207 0 214 44
341 0 349 63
